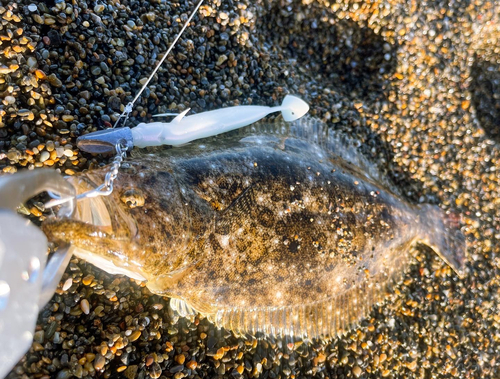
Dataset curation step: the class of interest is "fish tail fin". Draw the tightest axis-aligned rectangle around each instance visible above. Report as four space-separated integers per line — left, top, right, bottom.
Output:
419 204 467 278
279 95 310 122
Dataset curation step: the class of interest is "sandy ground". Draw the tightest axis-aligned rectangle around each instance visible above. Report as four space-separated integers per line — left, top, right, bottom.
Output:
2 0 500 378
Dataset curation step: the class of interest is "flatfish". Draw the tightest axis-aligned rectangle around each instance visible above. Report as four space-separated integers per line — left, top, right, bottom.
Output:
43 118 466 339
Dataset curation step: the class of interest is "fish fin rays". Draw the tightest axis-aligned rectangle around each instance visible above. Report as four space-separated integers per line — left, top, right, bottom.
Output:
169 297 199 318
418 204 467 278
239 116 392 189
211 261 412 340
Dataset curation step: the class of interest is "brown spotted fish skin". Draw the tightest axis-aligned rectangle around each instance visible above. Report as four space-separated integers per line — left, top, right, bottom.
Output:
43 120 466 339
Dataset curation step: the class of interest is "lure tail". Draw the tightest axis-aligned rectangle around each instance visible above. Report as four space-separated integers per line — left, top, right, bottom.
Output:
419 204 467 278
279 95 310 122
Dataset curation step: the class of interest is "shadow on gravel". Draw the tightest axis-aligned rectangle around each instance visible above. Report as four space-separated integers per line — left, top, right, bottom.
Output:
470 55 500 143
257 3 398 100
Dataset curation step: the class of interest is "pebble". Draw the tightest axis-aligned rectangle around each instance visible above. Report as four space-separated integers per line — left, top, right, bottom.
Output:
352 366 362 378
62 278 72 291
80 299 90 314
91 356 105 372
39 151 50 163
129 330 141 342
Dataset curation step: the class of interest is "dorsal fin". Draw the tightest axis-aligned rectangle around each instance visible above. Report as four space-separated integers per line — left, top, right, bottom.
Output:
239 116 393 190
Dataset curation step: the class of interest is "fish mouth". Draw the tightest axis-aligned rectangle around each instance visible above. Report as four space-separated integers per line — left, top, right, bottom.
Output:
42 173 138 259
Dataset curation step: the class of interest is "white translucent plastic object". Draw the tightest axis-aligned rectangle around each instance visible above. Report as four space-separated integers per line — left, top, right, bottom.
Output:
132 94 310 147
0 211 48 379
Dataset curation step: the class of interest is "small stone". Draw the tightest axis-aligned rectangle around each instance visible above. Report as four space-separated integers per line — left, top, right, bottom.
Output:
47 74 62 88
28 4 37 12
91 66 101 76
129 330 141 342
33 342 44 351
216 54 228 66
150 363 161 379
186 361 197 370
94 355 105 371
62 278 72 291
33 330 44 343
27 57 37 68
39 151 50 162
82 275 94 285
94 4 105 13
80 299 90 314
175 354 185 365
35 69 46 79
352 366 362 378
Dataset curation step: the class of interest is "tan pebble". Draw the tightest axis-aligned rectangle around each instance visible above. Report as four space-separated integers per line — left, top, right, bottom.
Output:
200 333 207 339
82 275 94 285
94 305 104 316
379 353 387 363
213 347 225 360
86 353 96 363
316 352 326 363
80 299 90 314
186 360 197 370
165 341 173 352
62 115 74 122
115 338 126 350
150 363 162 379
382 369 391 377
236 365 244 375
129 330 141 342
100 345 108 356
33 342 44 351
352 366 362 378
407 360 417 371
35 70 47 79
117 366 127 373
33 14 44 24
94 355 105 370
175 354 185 365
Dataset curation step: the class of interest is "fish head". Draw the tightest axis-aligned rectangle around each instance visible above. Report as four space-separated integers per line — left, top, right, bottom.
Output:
42 173 148 280
42 165 197 285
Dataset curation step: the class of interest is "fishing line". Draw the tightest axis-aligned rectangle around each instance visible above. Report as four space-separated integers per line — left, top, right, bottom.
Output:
112 0 205 129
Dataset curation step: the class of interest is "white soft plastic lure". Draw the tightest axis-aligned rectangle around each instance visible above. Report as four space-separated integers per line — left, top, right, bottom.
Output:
77 95 310 153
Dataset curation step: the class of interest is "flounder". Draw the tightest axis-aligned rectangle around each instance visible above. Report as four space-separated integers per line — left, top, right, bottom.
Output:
43 118 466 339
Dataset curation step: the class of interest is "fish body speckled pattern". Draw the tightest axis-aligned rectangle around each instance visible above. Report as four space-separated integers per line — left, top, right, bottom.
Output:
43 119 466 339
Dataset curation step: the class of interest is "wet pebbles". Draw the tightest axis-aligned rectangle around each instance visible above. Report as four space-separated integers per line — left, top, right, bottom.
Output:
3 0 500 378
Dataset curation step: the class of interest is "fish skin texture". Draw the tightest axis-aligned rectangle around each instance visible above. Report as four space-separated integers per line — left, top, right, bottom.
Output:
43 119 466 339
